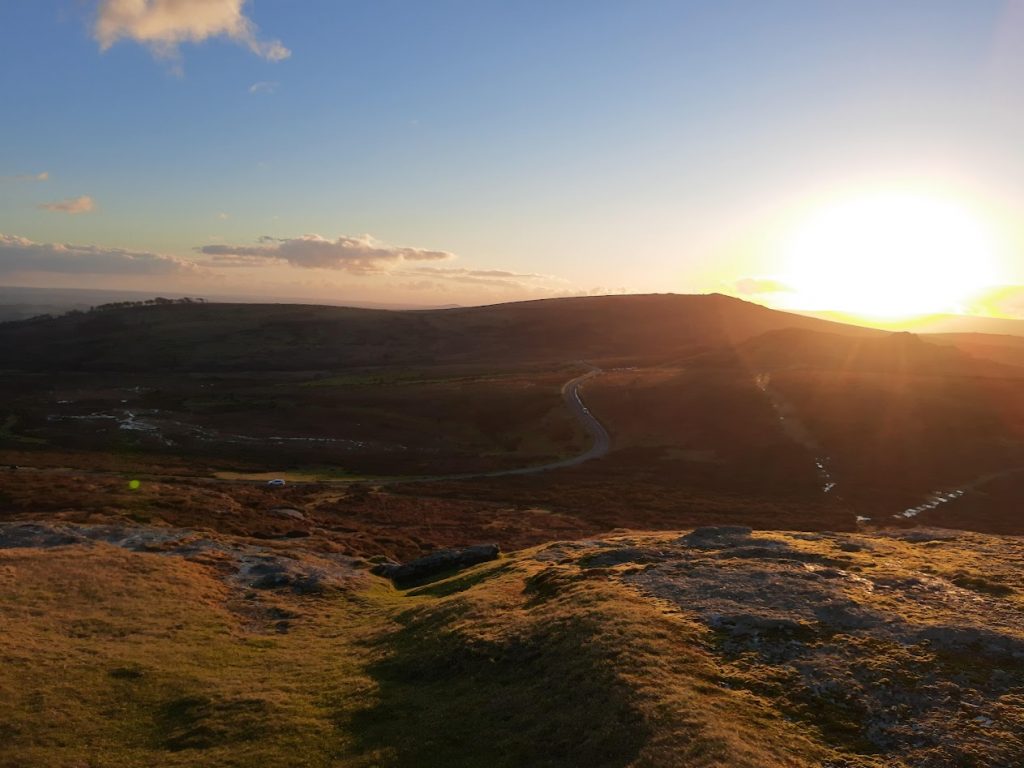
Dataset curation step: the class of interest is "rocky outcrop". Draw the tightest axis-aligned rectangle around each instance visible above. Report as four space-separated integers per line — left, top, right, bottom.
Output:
528 527 1024 765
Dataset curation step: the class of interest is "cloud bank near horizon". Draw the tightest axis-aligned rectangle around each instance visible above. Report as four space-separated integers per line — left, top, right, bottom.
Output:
94 0 290 64
0 233 199 276
0 229 577 301
198 234 454 274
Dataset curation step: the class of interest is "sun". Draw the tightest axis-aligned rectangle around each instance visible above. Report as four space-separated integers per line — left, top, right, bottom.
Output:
778 192 1000 319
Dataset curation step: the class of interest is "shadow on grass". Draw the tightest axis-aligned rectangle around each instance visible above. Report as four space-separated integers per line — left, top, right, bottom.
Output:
343 603 648 767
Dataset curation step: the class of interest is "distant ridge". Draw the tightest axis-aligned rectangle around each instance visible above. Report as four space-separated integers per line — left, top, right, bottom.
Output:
731 326 1022 377
0 285 446 322
797 308 1024 338
0 293 881 372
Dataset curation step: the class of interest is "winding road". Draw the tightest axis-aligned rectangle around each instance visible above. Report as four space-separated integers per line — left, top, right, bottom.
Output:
387 363 610 483
494 363 610 475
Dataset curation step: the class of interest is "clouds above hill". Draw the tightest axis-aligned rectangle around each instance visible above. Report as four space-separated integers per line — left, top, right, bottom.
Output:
0 229 569 302
0 234 199 275
94 0 289 63
198 234 454 275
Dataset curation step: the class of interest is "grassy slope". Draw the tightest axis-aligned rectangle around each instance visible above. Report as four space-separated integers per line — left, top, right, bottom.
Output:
5 522 1024 766
0 538 832 768
0 544 387 767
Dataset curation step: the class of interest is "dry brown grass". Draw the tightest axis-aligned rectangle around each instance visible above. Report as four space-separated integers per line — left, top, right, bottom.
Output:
4 521 1023 766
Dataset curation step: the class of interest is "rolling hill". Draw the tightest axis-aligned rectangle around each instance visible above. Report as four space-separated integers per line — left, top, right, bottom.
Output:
0 293 881 372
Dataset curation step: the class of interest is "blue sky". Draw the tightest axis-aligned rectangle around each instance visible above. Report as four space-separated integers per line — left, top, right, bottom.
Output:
2 1 1022 311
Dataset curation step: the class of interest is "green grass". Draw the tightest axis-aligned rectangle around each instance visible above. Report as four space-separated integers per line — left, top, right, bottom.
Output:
13 526 1021 767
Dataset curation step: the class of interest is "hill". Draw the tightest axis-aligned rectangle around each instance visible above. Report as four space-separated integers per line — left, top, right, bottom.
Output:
670 326 1024 520
0 293 878 372
733 327 1017 376
924 332 1024 369
799 309 1024 337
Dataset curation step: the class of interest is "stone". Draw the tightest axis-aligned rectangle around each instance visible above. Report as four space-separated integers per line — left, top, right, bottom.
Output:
372 544 500 586
678 526 753 549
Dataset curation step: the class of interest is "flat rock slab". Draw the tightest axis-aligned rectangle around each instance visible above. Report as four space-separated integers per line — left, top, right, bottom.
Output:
373 544 500 586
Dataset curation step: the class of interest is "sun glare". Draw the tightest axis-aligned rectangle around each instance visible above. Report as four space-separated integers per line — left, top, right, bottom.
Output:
779 193 1000 319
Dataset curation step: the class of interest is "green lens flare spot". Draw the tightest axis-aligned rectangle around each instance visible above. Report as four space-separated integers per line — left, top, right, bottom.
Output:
128 479 141 490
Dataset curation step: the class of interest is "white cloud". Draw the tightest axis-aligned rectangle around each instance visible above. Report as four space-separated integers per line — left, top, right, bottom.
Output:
0 233 200 275
94 0 290 64
197 234 455 274
218 211 229 220
38 195 96 214
248 80 278 94
3 171 49 182
412 266 547 280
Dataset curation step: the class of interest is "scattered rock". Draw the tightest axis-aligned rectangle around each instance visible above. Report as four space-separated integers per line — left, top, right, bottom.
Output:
581 547 666 568
678 526 753 549
887 529 959 543
239 555 350 594
916 625 1024 663
707 612 808 636
0 523 82 549
268 508 305 521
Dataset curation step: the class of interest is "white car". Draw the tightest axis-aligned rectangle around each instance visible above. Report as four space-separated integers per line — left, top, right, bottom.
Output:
266 478 286 488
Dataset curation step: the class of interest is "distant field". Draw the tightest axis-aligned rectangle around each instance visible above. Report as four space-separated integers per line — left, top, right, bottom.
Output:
0 365 589 476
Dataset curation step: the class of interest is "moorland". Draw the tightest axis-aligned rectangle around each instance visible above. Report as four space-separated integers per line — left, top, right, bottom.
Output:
3 293 1024 767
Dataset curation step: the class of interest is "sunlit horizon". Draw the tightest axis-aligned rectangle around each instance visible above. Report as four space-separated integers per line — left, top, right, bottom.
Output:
3 2 1024 319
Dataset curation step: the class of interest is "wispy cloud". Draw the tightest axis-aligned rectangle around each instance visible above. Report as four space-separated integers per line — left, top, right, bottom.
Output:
38 195 96 214
412 266 548 280
3 171 49 182
197 234 454 274
0 233 199 275
197 253 269 268
407 266 557 290
248 80 278 94
94 0 290 67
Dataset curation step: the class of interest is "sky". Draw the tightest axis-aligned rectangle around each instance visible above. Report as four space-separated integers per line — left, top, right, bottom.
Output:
2 1 1024 314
